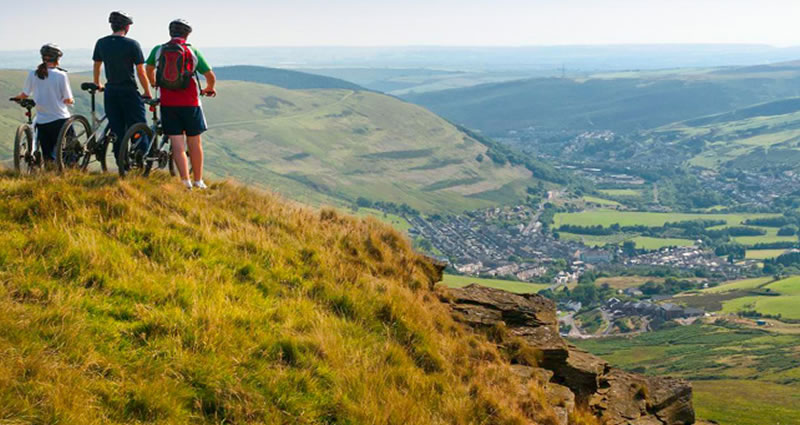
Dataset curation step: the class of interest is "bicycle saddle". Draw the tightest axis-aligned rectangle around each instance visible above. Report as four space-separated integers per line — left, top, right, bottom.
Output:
9 98 36 108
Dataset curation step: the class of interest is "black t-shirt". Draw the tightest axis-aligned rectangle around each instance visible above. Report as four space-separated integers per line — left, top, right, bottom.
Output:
92 35 145 89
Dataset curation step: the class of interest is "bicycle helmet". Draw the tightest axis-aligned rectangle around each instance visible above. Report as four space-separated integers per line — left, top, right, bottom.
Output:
169 19 192 37
109 11 134 27
40 43 63 61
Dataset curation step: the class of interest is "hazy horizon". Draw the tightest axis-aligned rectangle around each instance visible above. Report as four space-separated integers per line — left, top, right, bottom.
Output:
2 0 800 51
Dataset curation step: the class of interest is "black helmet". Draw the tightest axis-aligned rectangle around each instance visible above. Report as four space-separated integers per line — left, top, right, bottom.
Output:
169 19 192 37
40 43 63 61
109 11 133 27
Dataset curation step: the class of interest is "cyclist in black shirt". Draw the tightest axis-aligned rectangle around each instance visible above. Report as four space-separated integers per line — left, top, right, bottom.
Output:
92 11 153 165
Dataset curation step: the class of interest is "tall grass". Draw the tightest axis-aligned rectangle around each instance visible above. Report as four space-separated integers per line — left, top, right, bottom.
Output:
0 172 596 424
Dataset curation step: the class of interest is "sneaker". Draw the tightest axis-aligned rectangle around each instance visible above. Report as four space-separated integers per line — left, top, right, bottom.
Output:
182 180 193 190
193 180 208 190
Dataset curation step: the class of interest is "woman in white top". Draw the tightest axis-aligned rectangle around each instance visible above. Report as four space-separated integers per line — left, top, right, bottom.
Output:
12 44 74 164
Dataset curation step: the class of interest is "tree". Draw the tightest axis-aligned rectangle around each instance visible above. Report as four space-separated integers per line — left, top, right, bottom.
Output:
356 197 372 208
622 240 637 256
778 225 798 237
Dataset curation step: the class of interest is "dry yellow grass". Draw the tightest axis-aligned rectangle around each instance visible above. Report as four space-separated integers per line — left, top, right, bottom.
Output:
0 171 597 425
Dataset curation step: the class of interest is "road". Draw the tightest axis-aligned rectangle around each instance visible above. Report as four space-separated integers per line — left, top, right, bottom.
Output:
523 190 561 236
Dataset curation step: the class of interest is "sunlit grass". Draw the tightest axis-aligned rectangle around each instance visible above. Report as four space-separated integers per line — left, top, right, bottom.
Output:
0 171 594 424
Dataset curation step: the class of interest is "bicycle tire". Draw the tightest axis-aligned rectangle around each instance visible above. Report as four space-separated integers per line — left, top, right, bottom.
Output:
143 134 166 178
117 123 153 178
13 124 34 174
95 128 111 173
59 115 92 173
169 151 176 177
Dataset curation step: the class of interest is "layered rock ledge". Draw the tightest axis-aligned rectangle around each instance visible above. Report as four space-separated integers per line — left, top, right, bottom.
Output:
442 284 695 425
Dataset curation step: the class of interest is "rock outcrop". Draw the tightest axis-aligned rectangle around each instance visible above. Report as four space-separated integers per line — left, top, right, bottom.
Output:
443 284 695 425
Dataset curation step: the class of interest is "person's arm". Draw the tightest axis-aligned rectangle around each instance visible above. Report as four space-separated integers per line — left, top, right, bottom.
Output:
146 65 157 88
136 63 152 98
144 45 158 88
93 61 104 90
201 70 216 97
194 48 216 96
62 74 74 106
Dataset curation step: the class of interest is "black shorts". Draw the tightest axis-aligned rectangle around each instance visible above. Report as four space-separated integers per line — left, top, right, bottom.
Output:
36 118 69 161
161 106 207 137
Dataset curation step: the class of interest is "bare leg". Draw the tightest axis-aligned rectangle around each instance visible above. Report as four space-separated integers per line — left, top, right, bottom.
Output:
187 135 204 182
171 135 190 181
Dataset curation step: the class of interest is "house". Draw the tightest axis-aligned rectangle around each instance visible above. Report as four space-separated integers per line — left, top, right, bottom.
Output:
624 288 644 297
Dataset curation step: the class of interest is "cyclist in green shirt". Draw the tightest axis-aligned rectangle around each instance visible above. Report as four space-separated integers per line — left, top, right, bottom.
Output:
145 19 216 190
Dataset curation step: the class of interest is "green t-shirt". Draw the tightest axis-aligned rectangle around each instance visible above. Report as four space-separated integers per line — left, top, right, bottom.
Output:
146 43 211 74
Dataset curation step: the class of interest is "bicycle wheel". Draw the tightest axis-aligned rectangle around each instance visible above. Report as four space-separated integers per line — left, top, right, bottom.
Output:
117 123 153 178
79 122 110 173
13 124 35 174
94 129 112 173
143 134 167 178
58 115 92 173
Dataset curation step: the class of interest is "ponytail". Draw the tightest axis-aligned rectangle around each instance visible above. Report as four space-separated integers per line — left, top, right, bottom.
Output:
36 62 49 80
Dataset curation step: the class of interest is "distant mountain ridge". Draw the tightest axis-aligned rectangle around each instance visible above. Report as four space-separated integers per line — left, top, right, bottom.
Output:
214 65 366 91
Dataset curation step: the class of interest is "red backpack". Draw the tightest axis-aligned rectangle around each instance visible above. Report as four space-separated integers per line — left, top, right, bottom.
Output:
156 41 196 90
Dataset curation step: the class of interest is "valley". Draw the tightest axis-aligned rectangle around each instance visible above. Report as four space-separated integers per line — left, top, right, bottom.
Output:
5 51 800 424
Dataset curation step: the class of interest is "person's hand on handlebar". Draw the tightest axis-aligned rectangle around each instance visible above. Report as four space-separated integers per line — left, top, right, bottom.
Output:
200 88 217 97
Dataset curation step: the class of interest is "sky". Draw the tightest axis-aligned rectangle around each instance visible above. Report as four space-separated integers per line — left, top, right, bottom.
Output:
1 0 800 51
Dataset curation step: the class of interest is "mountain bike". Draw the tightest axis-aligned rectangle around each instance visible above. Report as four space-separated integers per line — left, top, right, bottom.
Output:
8 97 41 174
117 89 212 178
56 83 113 172
117 96 177 178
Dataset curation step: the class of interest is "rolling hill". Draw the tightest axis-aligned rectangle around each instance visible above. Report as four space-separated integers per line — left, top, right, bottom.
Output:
0 172 593 424
404 69 800 136
0 69 541 213
213 65 366 91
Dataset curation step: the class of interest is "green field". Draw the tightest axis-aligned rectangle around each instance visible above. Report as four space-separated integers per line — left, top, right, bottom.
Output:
702 277 774 294
718 276 800 319
631 236 695 250
441 274 550 294
582 196 622 207
734 234 798 246
354 207 412 232
559 232 693 250
573 324 800 425
598 189 642 197
554 210 779 228
745 249 788 260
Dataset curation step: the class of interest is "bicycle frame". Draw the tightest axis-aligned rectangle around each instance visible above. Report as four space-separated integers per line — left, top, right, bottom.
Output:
83 87 110 147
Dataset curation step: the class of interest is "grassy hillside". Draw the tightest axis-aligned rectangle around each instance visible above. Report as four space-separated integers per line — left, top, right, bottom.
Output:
0 172 583 424
652 100 800 172
214 66 366 91
0 70 537 214
199 81 535 212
